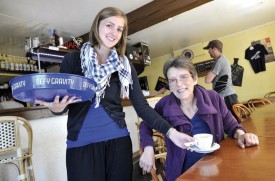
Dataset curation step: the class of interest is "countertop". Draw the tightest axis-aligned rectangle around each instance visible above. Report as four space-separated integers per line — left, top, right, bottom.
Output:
0 97 152 120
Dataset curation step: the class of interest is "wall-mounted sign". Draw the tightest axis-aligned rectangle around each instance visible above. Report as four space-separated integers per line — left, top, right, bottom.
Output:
155 76 167 91
194 59 215 77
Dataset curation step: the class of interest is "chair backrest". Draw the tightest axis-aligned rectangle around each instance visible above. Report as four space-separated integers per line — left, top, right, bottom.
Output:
0 116 33 159
264 91 275 98
247 98 272 111
136 96 162 126
146 96 163 109
150 132 167 181
232 103 251 123
147 97 167 181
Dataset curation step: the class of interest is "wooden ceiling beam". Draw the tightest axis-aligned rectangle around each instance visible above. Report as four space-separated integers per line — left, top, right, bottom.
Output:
79 0 212 40
127 0 213 35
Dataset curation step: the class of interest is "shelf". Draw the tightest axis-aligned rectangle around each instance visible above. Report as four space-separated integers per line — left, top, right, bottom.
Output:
27 45 78 70
0 70 38 84
29 45 77 63
1 46 78 84
133 42 151 66
0 70 36 75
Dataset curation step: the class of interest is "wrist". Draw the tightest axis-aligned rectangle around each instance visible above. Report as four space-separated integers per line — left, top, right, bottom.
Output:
144 146 154 152
166 127 175 139
235 129 245 139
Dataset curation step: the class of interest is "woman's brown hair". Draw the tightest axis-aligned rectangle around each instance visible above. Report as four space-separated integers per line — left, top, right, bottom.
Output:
89 7 128 57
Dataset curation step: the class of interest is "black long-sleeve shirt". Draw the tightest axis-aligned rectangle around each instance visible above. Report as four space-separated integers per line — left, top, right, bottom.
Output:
54 51 171 141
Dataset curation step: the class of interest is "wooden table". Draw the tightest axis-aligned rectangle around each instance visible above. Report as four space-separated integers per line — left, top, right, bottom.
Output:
241 104 275 137
177 104 275 181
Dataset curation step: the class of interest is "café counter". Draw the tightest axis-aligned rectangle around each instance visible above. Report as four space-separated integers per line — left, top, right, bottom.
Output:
0 106 56 119
0 98 142 181
0 98 134 119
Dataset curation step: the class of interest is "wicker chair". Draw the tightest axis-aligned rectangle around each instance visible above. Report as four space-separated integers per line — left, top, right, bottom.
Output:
136 96 167 181
146 97 163 110
264 91 275 98
137 125 167 181
0 116 35 181
247 98 272 111
232 103 251 123
149 132 167 181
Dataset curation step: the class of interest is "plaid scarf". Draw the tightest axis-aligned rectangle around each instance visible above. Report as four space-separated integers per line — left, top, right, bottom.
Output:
80 42 133 107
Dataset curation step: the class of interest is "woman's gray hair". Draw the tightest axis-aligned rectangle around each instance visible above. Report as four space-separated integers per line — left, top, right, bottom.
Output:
163 56 198 80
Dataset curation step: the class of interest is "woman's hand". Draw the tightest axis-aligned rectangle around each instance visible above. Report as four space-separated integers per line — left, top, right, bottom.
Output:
139 146 156 173
235 129 259 148
167 128 195 149
35 95 81 113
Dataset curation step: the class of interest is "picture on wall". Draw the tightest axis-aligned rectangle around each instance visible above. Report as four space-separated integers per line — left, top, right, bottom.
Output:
251 37 275 63
155 77 167 91
139 76 149 91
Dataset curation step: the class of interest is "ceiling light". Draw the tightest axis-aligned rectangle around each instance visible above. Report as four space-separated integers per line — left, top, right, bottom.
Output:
167 18 173 21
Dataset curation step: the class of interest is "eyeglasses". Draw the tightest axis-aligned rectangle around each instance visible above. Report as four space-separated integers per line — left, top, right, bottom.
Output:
168 74 192 86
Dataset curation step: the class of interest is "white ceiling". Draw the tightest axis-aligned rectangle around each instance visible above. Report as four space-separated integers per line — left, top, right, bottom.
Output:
0 0 275 59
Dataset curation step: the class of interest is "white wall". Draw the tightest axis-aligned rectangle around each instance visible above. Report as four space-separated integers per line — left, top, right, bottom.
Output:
0 106 139 181
123 106 140 153
31 115 68 181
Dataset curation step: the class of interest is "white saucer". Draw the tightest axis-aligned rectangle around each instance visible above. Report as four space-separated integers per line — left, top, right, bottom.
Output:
190 143 220 153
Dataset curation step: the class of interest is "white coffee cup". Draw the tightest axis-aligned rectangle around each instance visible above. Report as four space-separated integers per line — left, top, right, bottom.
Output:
193 133 213 150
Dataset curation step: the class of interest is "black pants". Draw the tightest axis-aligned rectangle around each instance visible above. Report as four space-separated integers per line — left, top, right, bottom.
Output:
66 136 133 181
224 94 238 120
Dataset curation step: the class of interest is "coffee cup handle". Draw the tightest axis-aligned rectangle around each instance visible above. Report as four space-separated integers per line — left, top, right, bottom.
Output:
194 138 200 147
184 141 195 147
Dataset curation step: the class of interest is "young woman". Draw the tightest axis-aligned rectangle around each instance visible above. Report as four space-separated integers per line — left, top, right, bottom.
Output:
139 57 259 181
36 7 191 181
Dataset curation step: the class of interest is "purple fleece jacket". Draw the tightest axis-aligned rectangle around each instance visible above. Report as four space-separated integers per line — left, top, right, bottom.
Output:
140 85 245 181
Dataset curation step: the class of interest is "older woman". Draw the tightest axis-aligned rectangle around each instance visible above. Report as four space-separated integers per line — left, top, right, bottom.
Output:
139 57 259 181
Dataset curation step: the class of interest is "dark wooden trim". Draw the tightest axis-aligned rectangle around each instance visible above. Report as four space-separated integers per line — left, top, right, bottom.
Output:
127 0 212 35
79 0 212 40
122 99 133 107
0 106 62 120
0 96 156 120
122 95 155 107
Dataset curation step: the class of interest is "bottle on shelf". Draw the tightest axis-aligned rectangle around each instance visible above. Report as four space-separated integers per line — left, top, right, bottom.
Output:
30 59 36 72
14 56 19 71
4 55 10 70
0 53 38 73
0 54 5 70
22 57 27 71
26 57 31 71
19 57 23 71
9 55 15 71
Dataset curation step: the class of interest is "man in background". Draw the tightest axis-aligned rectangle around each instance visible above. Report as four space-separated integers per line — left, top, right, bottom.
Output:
203 40 238 118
